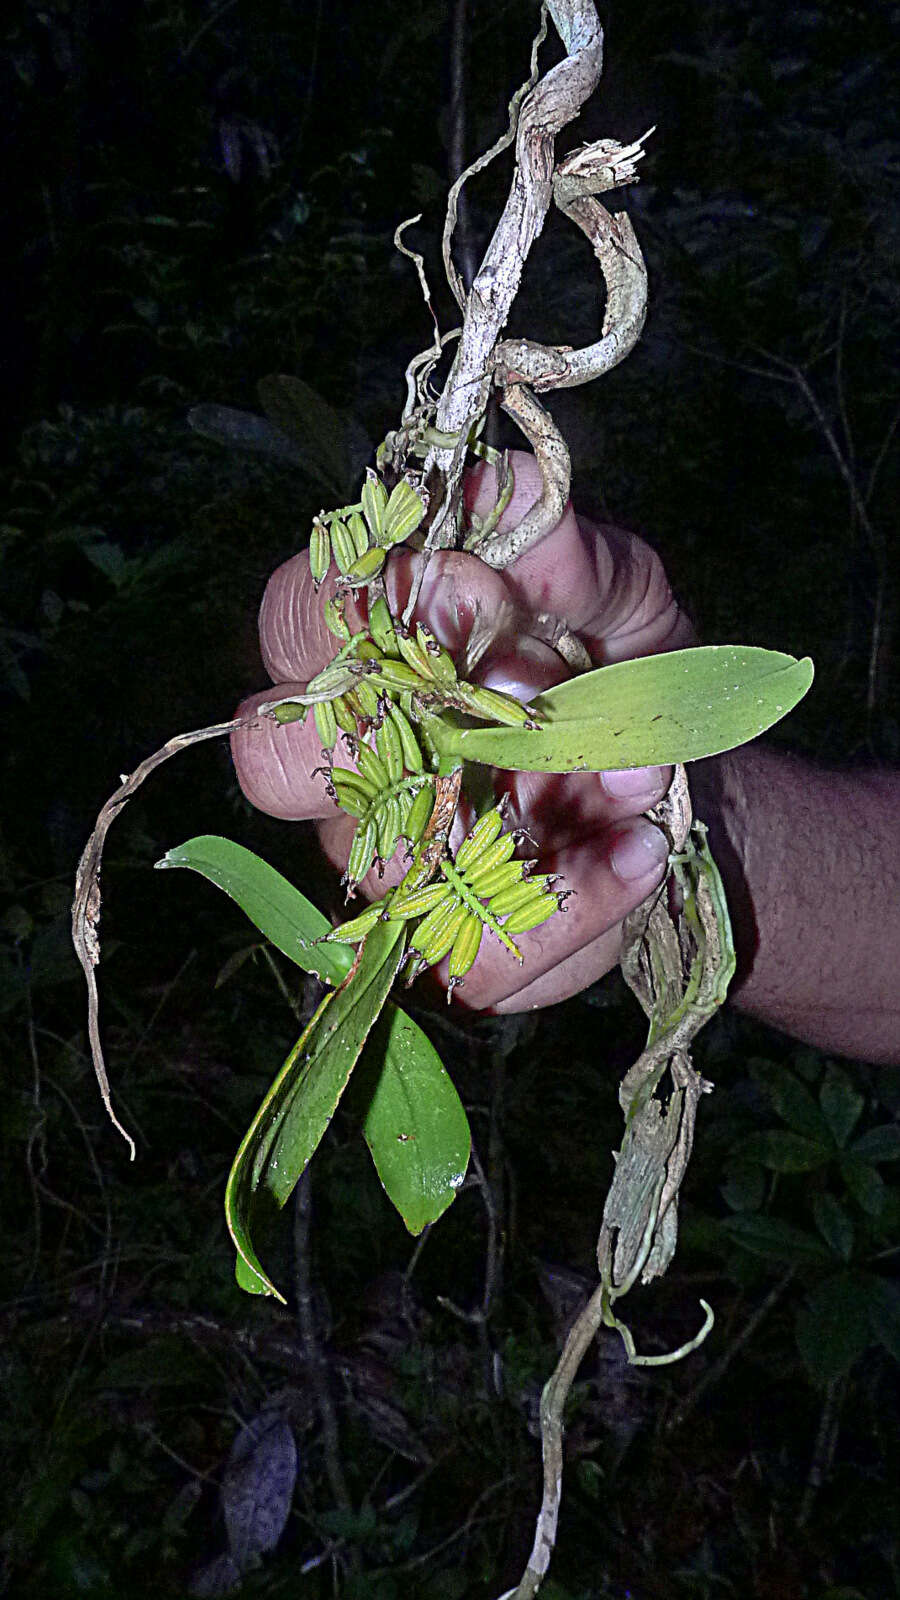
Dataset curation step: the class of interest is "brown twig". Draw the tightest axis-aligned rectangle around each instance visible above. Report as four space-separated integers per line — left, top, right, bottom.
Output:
797 1375 846 1528
71 714 253 1156
293 1172 358 1541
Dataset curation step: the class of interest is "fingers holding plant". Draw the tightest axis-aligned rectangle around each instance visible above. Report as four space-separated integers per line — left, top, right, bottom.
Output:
229 454 683 1009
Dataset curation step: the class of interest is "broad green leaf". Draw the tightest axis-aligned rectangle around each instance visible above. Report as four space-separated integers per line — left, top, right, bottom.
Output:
360 1005 470 1234
790 1049 824 1083
839 1155 885 1217
749 1058 830 1142
819 1064 864 1148
795 1272 872 1387
721 1213 830 1263
534 645 811 725
188 402 319 471
740 1130 830 1173
257 373 369 498
811 1192 855 1261
155 835 355 988
849 1124 900 1164
226 920 406 1301
424 647 813 772
719 1162 766 1212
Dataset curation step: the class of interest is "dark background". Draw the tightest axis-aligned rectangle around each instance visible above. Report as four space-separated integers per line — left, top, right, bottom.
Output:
1 2 898 1596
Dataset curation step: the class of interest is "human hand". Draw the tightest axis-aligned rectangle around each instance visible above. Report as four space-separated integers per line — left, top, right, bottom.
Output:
231 451 695 1013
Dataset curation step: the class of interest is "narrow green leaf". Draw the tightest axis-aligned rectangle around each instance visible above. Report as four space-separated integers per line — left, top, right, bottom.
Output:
263 922 405 1201
721 1214 830 1263
426 647 814 772
811 1192 855 1261
867 1276 900 1362
235 1252 271 1297
740 1130 830 1173
361 1005 470 1234
819 1064 864 1148
226 1001 333 1300
155 835 354 987
849 1124 900 1164
226 920 406 1301
795 1272 872 1387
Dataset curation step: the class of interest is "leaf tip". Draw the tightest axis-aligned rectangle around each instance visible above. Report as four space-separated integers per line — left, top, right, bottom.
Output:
234 1252 287 1304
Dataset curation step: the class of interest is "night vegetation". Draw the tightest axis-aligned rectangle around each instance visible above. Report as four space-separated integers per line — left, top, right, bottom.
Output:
1 2 898 1596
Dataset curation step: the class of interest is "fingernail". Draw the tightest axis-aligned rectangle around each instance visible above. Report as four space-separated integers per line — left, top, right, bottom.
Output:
602 765 664 799
610 819 669 882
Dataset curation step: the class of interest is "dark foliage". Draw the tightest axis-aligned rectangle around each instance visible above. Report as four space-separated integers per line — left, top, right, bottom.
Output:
1 1 897 1596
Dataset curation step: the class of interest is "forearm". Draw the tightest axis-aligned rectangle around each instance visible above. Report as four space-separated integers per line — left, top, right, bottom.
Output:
692 747 900 1065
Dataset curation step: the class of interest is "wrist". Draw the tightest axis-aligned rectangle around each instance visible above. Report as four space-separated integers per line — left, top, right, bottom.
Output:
690 747 900 1065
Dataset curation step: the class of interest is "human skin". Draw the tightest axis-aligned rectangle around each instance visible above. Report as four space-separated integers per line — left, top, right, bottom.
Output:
691 748 900 1065
231 452 900 1065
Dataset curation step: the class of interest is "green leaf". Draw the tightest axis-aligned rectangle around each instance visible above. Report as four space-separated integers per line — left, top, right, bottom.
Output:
811 1192 855 1261
424 647 814 772
720 1161 766 1212
795 1272 872 1387
155 835 355 988
721 1213 830 1263
226 920 407 1301
257 374 368 499
819 1064 864 1148
360 1005 470 1235
866 1276 900 1362
749 1058 830 1141
848 1124 900 1164
790 1049 824 1083
319 1505 378 1542
740 1130 830 1172
839 1155 886 1217
95 1337 213 1391
235 1253 270 1297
